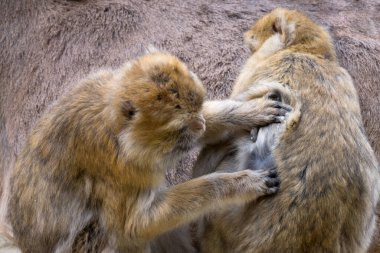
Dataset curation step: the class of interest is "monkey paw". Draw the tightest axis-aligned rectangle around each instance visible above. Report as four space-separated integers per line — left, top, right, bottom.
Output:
240 99 292 128
261 100 292 124
249 168 280 196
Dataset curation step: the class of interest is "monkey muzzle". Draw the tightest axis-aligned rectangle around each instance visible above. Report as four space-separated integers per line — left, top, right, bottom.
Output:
188 115 206 136
171 115 206 154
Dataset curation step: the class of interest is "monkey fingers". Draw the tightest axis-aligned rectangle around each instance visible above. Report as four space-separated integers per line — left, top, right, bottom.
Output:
248 168 280 195
239 99 290 127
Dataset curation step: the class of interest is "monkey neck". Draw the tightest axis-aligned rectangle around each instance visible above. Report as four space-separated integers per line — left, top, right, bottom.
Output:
287 40 337 62
121 162 167 190
116 135 170 182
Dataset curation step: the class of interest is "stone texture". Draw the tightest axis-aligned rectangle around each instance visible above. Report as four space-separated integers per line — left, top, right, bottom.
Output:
0 0 379 251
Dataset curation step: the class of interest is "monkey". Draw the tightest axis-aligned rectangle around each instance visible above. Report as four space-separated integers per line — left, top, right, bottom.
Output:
7 50 291 253
193 8 380 253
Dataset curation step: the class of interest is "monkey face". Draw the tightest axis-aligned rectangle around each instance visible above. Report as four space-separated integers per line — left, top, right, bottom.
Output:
117 52 206 155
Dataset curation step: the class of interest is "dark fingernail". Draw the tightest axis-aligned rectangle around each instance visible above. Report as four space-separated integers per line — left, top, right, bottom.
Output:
265 180 274 187
268 171 277 178
269 187 280 194
283 105 292 112
280 109 288 116
268 92 281 102
274 116 285 123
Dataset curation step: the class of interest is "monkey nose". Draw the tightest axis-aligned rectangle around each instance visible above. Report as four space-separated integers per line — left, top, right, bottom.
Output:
189 115 206 134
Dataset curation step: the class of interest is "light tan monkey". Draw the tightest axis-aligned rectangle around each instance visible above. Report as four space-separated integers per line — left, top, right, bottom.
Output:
194 8 380 253
7 51 289 253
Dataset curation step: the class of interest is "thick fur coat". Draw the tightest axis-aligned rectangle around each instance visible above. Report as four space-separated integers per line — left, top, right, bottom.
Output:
1 0 379 251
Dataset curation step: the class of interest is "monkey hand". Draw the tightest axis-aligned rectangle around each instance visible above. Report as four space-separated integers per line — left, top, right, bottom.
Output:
236 99 292 129
247 168 280 196
225 168 280 202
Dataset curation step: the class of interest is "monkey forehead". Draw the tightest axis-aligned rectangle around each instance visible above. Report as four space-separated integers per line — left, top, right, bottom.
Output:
177 71 205 106
130 53 204 90
135 54 203 95
134 52 189 80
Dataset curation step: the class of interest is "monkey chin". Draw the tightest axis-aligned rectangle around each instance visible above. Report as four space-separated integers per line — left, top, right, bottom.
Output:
171 129 204 156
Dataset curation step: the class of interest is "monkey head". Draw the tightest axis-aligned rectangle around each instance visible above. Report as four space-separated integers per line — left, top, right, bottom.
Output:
112 52 206 156
244 8 336 60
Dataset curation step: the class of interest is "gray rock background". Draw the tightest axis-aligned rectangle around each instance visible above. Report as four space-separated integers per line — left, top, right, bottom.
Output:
1 0 379 251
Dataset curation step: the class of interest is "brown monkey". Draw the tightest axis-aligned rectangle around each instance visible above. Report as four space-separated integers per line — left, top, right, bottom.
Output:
7 51 288 253
194 8 380 253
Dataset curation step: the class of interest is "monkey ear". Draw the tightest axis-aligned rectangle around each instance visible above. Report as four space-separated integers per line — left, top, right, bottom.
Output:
273 17 283 35
272 10 295 46
121 100 137 120
243 30 258 53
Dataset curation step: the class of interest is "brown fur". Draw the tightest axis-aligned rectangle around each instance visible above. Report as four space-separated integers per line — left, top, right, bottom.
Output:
1 1 380 251
194 8 380 253
7 51 282 253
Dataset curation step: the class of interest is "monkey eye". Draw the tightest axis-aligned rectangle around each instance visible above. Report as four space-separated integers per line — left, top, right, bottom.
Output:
121 101 137 120
175 105 182 109
128 110 135 117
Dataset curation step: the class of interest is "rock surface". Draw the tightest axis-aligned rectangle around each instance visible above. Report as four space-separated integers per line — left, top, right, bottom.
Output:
1 0 379 251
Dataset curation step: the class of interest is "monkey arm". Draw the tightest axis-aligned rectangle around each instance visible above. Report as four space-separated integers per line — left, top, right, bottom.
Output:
192 141 236 177
133 169 278 241
200 99 288 145
200 99 244 144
